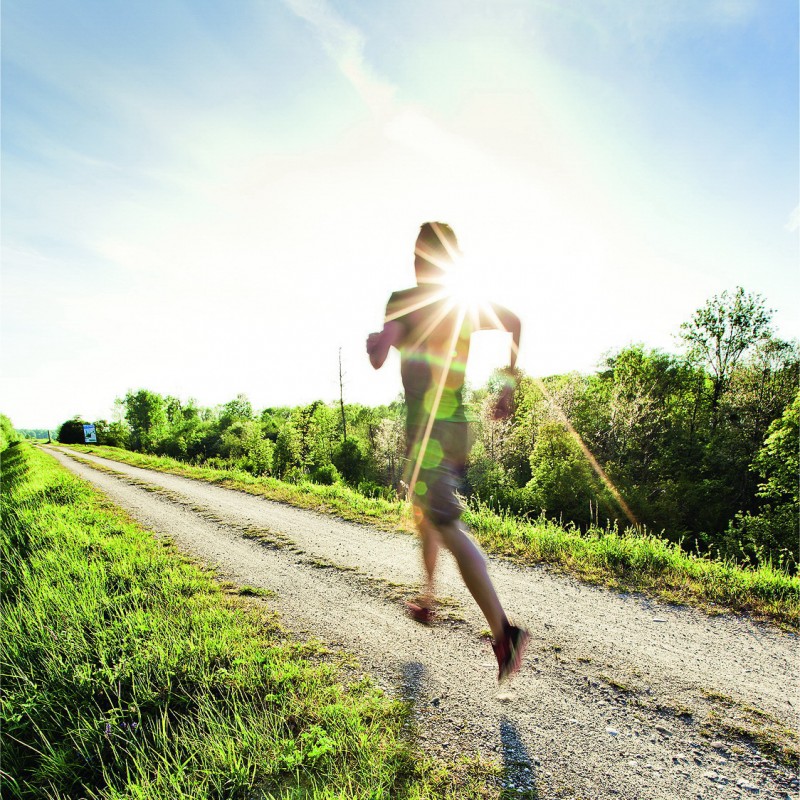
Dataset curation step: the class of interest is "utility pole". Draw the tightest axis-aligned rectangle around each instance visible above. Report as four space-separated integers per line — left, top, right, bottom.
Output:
339 348 347 442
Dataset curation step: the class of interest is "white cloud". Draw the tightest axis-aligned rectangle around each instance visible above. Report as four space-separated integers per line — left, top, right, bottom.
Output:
283 0 395 115
786 205 800 233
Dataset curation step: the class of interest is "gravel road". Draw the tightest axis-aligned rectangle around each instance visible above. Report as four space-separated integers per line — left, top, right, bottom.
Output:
44 446 798 799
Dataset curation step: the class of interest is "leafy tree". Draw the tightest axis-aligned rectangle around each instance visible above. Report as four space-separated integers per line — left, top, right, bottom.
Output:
219 394 253 428
466 442 517 510
309 463 340 485
0 414 20 451
332 437 368 484
724 390 799 570
754 390 800 507
469 370 534 486
526 422 599 526
259 410 281 441
218 418 275 475
124 390 167 453
93 419 128 448
273 424 302 478
372 413 406 488
679 287 773 414
57 417 89 445
15 429 50 441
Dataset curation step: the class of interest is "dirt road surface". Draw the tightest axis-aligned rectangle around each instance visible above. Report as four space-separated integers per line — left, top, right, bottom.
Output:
44 446 798 799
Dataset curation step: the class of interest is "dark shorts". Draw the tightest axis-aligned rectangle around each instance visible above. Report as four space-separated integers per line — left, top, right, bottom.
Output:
405 419 469 525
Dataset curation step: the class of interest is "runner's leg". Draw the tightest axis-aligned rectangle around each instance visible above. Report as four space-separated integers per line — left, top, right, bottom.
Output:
436 519 508 640
418 516 439 607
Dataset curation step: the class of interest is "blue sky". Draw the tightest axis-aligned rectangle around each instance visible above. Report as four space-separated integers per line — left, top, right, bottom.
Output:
2 0 797 429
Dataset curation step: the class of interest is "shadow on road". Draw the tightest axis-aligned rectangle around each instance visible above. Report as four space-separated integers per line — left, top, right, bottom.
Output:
399 660 425 704
397 662 539 797
499 715 538 798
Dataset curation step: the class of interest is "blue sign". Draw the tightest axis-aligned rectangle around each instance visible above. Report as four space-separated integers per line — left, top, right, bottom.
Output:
83 424 97 444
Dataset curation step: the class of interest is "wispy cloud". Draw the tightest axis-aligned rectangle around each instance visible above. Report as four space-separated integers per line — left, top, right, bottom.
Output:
282 0 503 195
787 206 800 233
283 0 395 115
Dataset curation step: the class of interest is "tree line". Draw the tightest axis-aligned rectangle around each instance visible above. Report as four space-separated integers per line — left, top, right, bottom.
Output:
56 287 798 572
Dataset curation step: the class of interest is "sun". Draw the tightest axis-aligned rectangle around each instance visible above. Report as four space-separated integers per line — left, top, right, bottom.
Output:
440 256 493 316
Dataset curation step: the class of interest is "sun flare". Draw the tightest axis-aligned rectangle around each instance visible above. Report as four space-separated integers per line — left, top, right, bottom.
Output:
439 256 494 317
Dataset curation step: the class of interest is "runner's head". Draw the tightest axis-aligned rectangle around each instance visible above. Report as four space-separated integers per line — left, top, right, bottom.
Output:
415 222 459 285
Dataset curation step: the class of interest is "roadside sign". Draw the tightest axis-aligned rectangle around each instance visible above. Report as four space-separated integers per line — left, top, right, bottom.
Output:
83 424 97 444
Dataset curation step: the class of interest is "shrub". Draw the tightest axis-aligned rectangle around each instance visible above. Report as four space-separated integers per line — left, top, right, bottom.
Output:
0 414 19 452
309 464 340 485
57 417 89 445
332 438 368 484
357 480 394 500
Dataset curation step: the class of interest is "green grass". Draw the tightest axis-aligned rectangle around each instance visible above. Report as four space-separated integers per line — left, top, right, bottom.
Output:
463 503 799 628
63 444 799 628
1 443 501 798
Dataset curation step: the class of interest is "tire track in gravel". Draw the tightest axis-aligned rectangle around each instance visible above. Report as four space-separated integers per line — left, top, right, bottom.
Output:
44 446 799 800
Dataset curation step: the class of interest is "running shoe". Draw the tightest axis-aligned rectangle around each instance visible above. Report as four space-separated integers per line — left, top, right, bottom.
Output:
405 600 435 624
493 624 530 682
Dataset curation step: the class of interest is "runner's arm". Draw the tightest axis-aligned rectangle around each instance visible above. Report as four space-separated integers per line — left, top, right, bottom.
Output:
482 303 521 420
479 303 521 369
366 320 405 370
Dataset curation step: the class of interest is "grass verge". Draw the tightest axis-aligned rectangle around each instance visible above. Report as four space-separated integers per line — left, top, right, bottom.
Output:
61 444 799 629
1 443 501 798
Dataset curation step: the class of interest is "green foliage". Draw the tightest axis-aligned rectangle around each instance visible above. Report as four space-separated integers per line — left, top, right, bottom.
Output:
465 446 518 511
679 286 773 411
92 419 129 448
526 422 599 525
724 390 800 572
14 428 50 441
273 424 303 478
57 416 89 445
753 389 799 506
1 414 20 451
310 464 341 485
124 389 168 452
219 392 253 427
332 437 369 485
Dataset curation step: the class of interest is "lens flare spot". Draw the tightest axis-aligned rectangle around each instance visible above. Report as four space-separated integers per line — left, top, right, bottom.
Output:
420 438 444 470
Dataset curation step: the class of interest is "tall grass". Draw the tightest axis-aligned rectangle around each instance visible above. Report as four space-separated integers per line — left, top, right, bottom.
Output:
64 444 800 628
463 503 799 626
1 443 498 798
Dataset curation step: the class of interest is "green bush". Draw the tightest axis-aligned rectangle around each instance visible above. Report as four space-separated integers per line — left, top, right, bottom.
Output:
56 417 89 445
0 414 19 452
310 464 340 485
332 438 368 484
357 480 395 500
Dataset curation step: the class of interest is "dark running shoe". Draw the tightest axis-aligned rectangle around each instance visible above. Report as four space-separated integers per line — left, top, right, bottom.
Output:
405 600 435 625
492 624 530 682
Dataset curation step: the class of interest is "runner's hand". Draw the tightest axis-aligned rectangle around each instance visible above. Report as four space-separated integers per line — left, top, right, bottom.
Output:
492 384 515 420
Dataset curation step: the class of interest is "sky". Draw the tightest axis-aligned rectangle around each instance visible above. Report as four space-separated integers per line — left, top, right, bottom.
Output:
2 0 798 430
